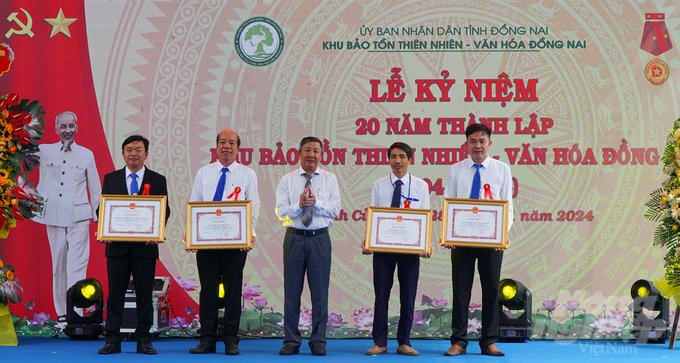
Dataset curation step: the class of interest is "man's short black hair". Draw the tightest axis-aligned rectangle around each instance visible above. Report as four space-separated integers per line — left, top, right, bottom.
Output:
465 123 492 139
387 142 412 160
216 131 241 147
298 136 323 152
122 135 149 152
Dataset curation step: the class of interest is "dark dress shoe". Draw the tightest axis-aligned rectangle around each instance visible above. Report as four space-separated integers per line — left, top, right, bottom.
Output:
225 344 240 355
310 343 327 356
190 341 216 354
444 344 466 356
137 342 157 354
481 344 505 357
98 342 121 354
279 344 300 355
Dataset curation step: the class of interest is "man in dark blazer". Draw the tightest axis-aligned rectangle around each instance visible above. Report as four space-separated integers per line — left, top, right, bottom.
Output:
97 135 170 355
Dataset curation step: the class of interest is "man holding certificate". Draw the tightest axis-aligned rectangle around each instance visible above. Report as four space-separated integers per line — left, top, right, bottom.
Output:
98 135 171 355
443 124 513 357
361 142 432 356
276 136 341 356
188 129 260 355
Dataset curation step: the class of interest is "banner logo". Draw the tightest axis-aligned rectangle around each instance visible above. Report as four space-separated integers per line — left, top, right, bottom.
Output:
645 59 669 85
234 16 285 67
5 8 35 39
640 13 672 85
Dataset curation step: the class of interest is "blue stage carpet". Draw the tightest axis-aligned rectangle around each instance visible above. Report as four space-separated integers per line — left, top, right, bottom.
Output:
4 338 680 362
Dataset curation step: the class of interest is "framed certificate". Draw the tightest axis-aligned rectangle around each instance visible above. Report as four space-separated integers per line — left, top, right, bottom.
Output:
440 198 509 248
97 194 167 242
185 201 253 250
365 206 433 254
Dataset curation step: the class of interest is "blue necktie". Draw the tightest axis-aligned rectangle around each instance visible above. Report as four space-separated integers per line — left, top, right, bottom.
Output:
470 164 481 199
391 179 403 207
212 167 228 201
130 173 139 195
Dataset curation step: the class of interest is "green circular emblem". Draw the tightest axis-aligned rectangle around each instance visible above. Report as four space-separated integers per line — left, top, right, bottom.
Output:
234 16 285 67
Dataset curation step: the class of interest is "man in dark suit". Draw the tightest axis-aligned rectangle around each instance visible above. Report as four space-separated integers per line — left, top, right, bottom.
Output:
97 135 170 355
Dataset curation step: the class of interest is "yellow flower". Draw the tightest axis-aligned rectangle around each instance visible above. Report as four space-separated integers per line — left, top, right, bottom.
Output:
5 270 13 281
673 225 678 231
2 194 10 206
0 260 3 268
0 169 7 179
4 124 12 134
656 277 680 305
0 109 7 118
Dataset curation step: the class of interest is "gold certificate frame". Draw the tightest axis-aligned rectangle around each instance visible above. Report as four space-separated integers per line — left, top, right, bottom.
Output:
365 206 433 254
185 201 253 250
97 194 167 242
440 198 509 249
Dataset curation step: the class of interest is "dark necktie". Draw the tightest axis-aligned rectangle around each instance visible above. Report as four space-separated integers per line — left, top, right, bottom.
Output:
301 173 313 227
470 164 482 199
391 179 403 207
130 173 139 195
212 167 228 201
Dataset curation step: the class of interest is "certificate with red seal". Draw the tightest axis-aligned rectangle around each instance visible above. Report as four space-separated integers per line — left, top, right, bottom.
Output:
184 201 253 250
440 198 509 249
364 206 433 254
97 194 167 242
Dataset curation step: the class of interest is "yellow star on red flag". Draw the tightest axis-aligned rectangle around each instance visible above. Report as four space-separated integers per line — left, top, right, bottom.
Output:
44 8 77 38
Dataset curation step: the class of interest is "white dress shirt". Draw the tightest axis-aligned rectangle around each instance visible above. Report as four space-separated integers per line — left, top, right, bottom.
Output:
444 156 514 229
275 166 341 229
370 172 431 209
125 166 145 195
190 161 260 229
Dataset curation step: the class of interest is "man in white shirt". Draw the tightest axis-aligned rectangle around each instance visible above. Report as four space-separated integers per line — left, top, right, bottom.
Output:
276 136 341 356
188 129 260 356
443 124 513 357
362 142 432 357
33 111 100 320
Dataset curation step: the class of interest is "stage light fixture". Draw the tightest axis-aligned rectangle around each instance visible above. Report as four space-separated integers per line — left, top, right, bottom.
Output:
630 279 668 343
218 279 225 308
498 278 532 342
216 279 227 336
64 278 104 340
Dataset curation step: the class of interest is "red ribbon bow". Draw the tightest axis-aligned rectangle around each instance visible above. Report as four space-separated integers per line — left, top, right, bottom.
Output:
483 184 493 199
227 187 241 200
404 200 411 209
142 183 150 195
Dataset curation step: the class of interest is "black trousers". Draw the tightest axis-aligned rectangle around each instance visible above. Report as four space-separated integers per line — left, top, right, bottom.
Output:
104 250 156 343
282 231 332 348
372 252 419 347
196 249 248 346
450 247 503 348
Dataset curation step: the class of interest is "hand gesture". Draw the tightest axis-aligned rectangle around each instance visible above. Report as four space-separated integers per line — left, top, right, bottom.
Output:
299 187 316 208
